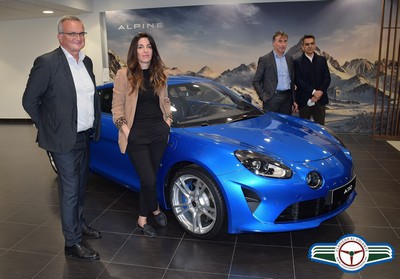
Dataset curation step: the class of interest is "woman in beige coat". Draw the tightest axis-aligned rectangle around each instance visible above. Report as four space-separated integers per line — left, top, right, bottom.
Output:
112 32 172 237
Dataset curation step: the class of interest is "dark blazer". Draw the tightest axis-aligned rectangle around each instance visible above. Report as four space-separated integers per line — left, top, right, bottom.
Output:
22 47 101 153
253 50 295 102
294 53 331 108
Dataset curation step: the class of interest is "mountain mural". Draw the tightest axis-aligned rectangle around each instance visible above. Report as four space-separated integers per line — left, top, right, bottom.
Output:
107 41 392 133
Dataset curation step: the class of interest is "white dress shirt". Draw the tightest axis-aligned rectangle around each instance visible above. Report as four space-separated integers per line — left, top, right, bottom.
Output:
61 46 95 132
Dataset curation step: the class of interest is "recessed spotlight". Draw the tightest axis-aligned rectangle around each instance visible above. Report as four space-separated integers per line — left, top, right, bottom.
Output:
43 10 54 14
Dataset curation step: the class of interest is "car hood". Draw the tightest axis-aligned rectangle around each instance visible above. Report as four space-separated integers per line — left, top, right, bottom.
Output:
179 113 340 162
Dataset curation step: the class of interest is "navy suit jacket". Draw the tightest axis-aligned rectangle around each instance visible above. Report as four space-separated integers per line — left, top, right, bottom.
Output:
253 50 295 102
294 53 331 108
22 47 101 153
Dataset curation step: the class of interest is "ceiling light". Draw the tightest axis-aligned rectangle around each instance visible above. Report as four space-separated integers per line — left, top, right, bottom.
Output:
43 11 54 14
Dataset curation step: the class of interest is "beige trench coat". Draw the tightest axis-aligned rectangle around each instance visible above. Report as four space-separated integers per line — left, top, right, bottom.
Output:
111 68 172 154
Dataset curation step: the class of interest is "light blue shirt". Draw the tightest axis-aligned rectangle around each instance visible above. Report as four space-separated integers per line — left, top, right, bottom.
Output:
273 51 291 91
61 46 95 132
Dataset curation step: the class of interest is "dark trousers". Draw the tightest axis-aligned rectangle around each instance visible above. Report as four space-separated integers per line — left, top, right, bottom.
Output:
126 119 169 217
299 105 326 125
50 130 90 247
264 91 293 115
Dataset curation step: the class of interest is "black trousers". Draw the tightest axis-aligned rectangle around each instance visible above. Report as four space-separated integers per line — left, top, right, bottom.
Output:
126 119 170 217
299 104 326 125
51 130 90 247
264 90 293 115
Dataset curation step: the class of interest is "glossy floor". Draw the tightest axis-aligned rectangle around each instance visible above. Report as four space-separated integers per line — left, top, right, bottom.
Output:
0 124 399 279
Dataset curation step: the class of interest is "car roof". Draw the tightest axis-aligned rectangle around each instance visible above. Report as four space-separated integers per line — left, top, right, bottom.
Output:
96 75 213 90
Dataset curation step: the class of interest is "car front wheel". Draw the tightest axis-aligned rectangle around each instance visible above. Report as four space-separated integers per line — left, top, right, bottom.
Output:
169 165 226 239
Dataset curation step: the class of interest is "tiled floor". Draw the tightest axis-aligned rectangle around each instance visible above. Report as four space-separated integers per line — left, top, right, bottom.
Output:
0 123 399 279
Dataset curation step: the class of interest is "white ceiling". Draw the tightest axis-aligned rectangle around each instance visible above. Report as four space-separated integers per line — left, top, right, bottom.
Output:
0 0 93 21
0 0 330 22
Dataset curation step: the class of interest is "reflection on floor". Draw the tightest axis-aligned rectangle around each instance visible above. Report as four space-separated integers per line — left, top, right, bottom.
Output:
0 124 399 279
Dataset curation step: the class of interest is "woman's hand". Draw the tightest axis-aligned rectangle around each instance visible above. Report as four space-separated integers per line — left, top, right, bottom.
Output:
121 124 130 138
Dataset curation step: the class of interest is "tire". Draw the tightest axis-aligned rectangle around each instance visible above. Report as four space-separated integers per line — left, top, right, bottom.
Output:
169 165 226 239
47 151 57 174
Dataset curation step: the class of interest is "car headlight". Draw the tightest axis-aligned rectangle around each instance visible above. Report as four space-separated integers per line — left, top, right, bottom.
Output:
234 150 292 178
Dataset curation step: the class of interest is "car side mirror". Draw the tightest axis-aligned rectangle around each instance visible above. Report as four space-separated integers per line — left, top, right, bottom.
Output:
241 94 252 103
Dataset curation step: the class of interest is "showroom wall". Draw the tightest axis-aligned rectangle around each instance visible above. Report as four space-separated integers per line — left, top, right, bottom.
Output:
0 0 365 120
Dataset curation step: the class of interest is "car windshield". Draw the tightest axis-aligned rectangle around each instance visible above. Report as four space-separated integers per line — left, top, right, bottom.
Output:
169 82 262 127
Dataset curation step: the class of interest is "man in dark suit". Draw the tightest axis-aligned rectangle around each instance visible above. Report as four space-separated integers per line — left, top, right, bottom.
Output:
22 16 101 260
294 35 331 125
253 30 298 115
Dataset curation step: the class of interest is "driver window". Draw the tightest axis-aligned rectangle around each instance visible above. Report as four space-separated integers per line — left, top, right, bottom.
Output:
99 88 113 114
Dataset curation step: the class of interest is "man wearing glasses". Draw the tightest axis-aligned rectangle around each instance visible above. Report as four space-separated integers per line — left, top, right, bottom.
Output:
22 16 101 260
294 35 331 125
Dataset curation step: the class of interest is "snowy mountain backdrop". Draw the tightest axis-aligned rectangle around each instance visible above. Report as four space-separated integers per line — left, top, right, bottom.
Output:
108 41 390 133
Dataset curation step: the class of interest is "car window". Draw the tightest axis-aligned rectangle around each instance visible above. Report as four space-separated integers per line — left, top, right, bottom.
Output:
168 82 261 127
99 87 113 114
97 81 262 127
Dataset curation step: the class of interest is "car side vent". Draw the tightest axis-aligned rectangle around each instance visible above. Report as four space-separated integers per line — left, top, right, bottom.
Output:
241 188 261 213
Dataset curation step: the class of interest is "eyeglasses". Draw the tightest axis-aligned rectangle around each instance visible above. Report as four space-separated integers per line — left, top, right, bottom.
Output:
304 42 315 46
59 32 87 38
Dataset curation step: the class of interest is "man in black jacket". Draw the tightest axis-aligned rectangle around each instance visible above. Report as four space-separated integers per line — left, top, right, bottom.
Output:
294 35 331 125
22 15 101 260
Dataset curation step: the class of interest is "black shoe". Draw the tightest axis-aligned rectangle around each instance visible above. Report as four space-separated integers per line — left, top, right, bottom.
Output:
136 223 157 237
154 211 167 227
82 224 102 239
65 242 100 260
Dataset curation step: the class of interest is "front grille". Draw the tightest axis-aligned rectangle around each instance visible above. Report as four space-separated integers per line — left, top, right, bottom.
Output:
275 186 354 223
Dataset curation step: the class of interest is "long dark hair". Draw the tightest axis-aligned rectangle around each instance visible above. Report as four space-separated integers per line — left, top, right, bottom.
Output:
126 32 167 95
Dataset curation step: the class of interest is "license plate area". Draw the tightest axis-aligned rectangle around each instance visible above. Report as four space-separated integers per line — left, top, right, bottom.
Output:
327 177 356 205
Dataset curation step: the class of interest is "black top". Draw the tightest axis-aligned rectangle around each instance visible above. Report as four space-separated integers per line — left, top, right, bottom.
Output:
134 69 163 121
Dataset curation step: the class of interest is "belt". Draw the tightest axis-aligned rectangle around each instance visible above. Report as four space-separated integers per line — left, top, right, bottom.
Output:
275 89 291 94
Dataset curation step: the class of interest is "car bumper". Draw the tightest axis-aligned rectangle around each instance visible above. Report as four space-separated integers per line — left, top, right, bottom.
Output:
217 158 356 234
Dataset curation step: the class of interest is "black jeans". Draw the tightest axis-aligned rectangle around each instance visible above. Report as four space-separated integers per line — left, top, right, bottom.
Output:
126 118 170 217
51 130 90 247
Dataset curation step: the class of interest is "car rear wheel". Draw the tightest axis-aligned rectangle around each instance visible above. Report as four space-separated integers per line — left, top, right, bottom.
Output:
169 165 226 239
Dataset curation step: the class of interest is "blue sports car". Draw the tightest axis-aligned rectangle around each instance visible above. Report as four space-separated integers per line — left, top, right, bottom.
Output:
89 75 356 239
